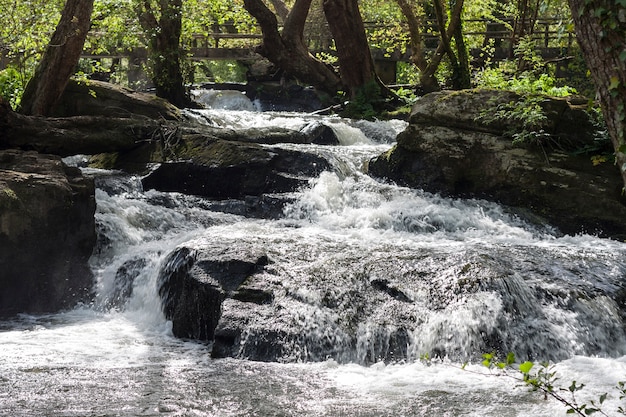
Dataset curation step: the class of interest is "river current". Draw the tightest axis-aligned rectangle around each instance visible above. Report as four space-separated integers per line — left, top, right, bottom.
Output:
2 90 626 416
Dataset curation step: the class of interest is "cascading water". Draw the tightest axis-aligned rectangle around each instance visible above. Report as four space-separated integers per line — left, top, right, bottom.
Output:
2 90 626 416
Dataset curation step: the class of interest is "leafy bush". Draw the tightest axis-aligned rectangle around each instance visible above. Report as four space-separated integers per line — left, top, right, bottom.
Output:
0 66 25 110
473 59 583 146
476 94 551 145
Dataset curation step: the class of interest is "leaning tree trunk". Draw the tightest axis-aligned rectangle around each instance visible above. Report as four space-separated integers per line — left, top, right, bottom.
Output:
568 0 626 189
322 0 380 98
137 0 191 108
243 0 342 95
396 0 465 93
20 0 94 116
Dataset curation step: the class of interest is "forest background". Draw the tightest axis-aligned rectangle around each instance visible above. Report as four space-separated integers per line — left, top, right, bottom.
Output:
0 0 625 188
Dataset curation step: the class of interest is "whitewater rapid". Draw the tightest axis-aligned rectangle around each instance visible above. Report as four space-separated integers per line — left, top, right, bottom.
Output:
2 94 626 416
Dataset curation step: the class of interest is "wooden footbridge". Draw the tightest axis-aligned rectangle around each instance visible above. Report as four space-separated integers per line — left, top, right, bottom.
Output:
79 18 577 84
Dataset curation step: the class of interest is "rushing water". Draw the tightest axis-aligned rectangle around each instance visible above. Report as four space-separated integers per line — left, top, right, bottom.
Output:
2 92 626 416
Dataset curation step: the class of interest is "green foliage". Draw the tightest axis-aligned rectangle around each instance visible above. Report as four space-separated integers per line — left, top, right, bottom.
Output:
0 0 64 104
479 352 626 417
475 63 577 97
360 0 408 57
341 81 384 120
474 54 582 145
192 60 247 83
0 66 25 110
87 0 142 55
477 94 551 145
392 85 418 104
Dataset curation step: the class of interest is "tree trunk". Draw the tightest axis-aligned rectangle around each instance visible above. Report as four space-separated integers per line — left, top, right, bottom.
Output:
451 0 471 90
395 0 427 72
137 0 191 108
268 0 290 22
568 0 626 189
323 0 388 98
396 0 465 93
20 0 94 116
243 0 342 95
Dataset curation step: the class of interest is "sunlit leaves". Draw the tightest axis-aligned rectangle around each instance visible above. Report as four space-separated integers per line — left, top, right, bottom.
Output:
519 361 534 374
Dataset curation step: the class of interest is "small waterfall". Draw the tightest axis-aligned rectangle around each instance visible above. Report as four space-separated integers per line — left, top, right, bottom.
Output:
192 89 259 111
80 106 626 364
4 104 626 417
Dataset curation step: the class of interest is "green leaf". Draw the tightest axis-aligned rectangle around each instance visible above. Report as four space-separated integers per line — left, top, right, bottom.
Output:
519 361 534 374
609 76 621 90
618 144 626 154
620 50 626 63
599 393 607 404
506 352 516 365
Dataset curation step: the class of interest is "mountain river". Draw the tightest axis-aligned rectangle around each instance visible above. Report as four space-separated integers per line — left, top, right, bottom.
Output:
1 90 626 416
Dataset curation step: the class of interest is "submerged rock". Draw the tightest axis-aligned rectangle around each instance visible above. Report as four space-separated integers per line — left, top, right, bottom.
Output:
0 150 96 318
369 89 626 238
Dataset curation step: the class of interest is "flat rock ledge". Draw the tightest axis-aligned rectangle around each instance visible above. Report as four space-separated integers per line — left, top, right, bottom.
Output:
369 89 626 239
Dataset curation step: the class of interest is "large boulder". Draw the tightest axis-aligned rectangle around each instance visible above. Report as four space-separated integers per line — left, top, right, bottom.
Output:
154 235 626 363
369 90 626 238
51 79 181 120
156 239 411 363
141 136 330 199
0 150 96 318
158 242 271 342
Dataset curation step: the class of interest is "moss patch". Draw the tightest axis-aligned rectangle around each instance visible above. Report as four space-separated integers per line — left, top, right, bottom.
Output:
0 187 20 210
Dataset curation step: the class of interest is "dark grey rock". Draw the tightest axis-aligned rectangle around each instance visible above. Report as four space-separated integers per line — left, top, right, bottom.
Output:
369 90 626 238
0 150 96 318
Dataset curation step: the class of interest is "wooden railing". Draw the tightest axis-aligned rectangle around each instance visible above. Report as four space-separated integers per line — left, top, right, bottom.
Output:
79 18 576 62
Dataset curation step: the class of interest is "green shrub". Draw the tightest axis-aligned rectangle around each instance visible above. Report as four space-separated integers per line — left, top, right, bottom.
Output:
0 66 25 110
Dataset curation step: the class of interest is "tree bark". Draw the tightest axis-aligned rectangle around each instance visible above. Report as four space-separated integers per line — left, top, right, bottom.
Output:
396 0 465 93
451 0 471 90
568 0 626 189
243 0 342 95
322 0 382 98
268 0 290 22
136 0 191 108
395 0 428 72
20 0 94 116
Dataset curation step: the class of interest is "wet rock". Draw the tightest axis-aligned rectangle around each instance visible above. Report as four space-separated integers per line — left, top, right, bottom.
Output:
157 235 626 363
141 136 330 199
300 121 341 145
158 239 426 364
158 244 270 341
197 82 327 112
0 150 96 318
52 79 180 120
105 258 147 309
249 82 325 112
369 89 626 238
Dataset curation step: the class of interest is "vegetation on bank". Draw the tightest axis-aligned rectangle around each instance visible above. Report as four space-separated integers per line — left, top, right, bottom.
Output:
0 0 624 188
0 0 595 108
